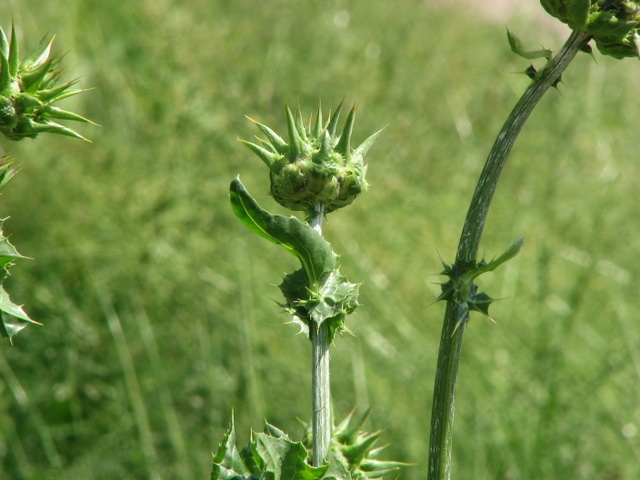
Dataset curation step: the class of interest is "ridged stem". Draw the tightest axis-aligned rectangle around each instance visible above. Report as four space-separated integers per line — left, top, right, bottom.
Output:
427 29 591 480
309 204 331 466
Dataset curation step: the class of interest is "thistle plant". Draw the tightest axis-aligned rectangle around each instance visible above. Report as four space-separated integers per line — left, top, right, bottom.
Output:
0 24 94 141
214 103 404 479
0 24 93 342
427 1 640 479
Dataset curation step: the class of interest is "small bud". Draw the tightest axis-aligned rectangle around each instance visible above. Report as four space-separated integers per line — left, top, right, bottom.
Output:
241 102 382 217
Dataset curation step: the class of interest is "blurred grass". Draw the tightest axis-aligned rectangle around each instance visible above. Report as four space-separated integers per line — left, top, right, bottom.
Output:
0 0 639 479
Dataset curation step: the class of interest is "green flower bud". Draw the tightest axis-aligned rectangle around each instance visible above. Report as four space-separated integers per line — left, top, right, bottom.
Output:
540 0 640 58
241 102 382 218
0 24 94 141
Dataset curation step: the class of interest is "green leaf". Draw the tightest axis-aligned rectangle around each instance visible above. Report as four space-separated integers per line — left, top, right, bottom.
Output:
0 156 17 191
566 0 590 29
22 35 54 69
439 238 523 333
211 415 252 480
0 219 40 343
25 119 90 141
307 269 359 340
507 30 553 61
212 417 327 480
464 236 524 281
230 177 337 289
252 430 326 480
587 12 637 41
0 47 11 96
40 105 97 125
8 24 18 77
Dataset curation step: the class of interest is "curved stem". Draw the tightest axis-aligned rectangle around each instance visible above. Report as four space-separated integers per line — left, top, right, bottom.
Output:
427 30 591 480
309 204 331 466
456 30 591 265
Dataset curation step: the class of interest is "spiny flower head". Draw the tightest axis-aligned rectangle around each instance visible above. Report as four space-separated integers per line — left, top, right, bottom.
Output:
240 102 382 219
0 24 94 141
541 0 640 58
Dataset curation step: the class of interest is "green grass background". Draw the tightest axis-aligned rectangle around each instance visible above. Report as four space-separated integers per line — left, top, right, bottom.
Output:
1 0 639 478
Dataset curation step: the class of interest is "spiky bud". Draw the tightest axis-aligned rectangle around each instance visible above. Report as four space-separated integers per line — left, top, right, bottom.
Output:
241 102 382 218
0 24 94 141
540 0 640 58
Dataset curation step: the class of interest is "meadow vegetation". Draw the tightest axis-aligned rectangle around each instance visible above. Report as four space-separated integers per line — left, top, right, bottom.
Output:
0 1 639 479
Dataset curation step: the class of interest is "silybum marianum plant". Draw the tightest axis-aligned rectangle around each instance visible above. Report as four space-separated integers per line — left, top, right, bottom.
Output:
213 103 405 480
0 24 94 141
0 24 93 342
427 1 640 479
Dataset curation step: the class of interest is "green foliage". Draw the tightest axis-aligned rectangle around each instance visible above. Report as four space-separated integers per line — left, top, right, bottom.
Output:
0 1 639 479
0 24 94 141
437 238 524 333
212 412 404 480
540 0 640 58
230 177 358 342
0 218 39 342
508 30 566 88
212 417 327 480
0 157 39 342
507 30 553 62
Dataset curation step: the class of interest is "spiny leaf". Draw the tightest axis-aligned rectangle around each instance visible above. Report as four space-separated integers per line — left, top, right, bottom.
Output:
285 105 306 156
311 103 323 138
20 57 56 93
239 139 282 168
335 408 368 445
464 236 524 281
212 417 327 480
0 48 11 96
340 431 383 466
0 26 8 59
0 219 40 343
211 415 252 480
247 116 289 155
8 24 18 77
468 290 495 318
326 100 344 137
22 35 54 68
252 431 326 480
294 107 309 142
359 459 409 477
280 268 359 342
353 128 385 159
335 105 356 157
27 119 90 141
40 105 97 125
35 80 81 103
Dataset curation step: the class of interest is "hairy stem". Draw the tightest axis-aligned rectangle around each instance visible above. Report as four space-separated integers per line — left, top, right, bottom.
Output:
427 29 591 480
309 204 331 466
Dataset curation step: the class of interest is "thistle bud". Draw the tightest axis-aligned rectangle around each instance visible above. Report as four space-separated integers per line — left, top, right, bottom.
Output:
241 102 382 218
540 0 640 58
0 24 94 141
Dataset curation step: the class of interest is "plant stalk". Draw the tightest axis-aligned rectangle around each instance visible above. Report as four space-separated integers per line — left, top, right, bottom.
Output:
427 29 591 480
309 204 331 466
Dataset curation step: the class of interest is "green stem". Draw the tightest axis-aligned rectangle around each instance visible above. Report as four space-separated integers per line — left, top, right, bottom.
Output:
427 29 591 480
309 204 331 466
311 321 331 466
